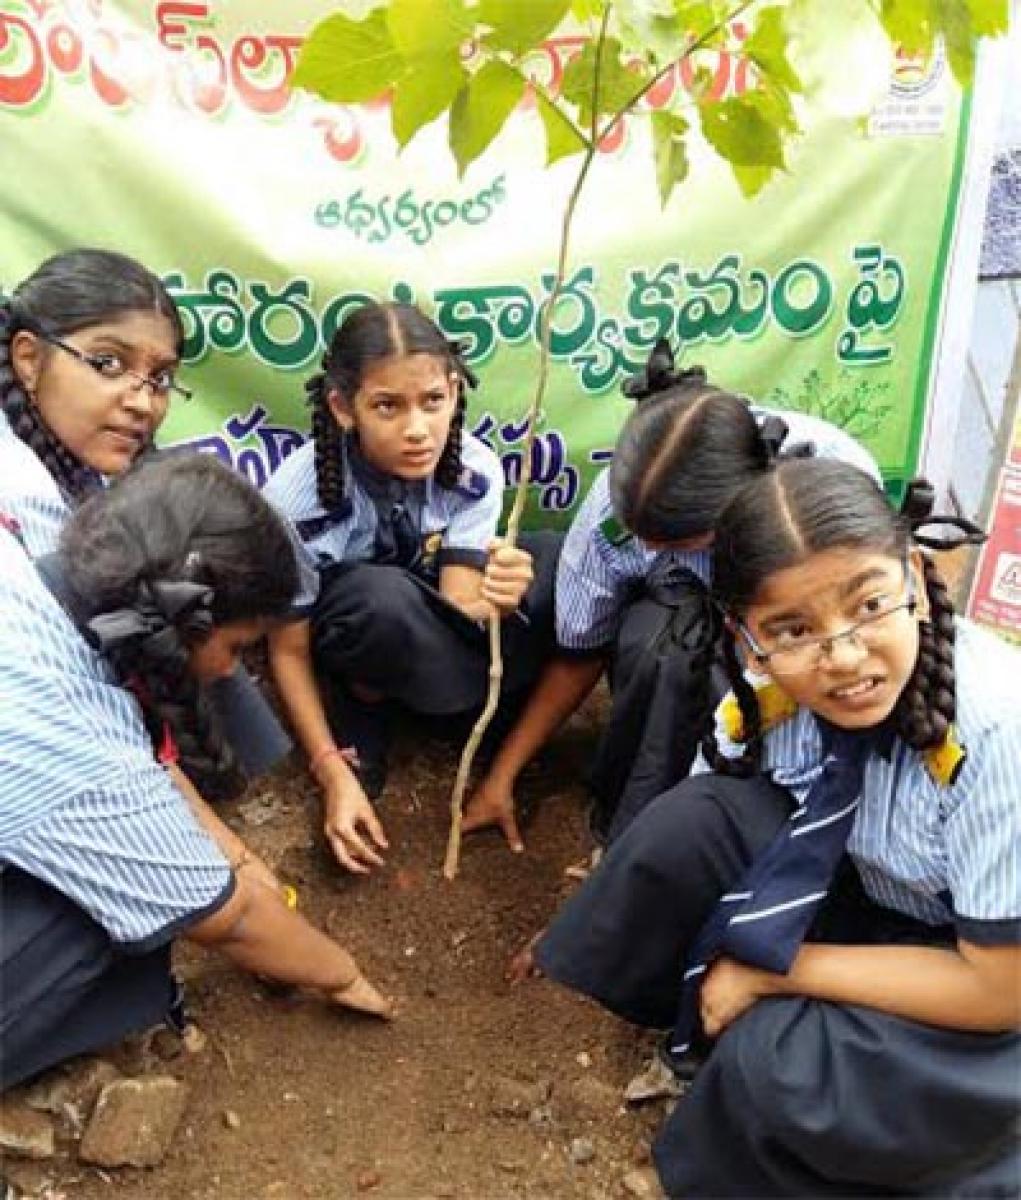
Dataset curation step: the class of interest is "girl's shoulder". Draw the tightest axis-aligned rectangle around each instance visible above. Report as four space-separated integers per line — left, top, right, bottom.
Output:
261 439 320 518
446 432 503 500
953 618 1021 739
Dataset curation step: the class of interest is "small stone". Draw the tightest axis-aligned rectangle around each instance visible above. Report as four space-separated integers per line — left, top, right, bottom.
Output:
569 1137 596 1165
223 1109 241 1130
404 946 417 957
23 1059 122 1121
356 1169 381 1191
79 1076 189 1168
624 1055 683 1105
622 1167 663 1198
450 930 469 949
560 1075 619 1123
149 1027 184 1061
262 1184 293 1199
575 1051 592 1069
528 1104 553 1129
182 1023 208 1054
496 1160 520 1174
0 1101 55 1159
486 1075 549 1119
434 1186 456 1199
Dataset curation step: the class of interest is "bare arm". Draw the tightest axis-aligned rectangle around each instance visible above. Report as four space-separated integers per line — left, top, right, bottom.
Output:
267 620 388 873
702 940 1021 1037
462 654 606 850
439 540 534 621
185 870 393 1017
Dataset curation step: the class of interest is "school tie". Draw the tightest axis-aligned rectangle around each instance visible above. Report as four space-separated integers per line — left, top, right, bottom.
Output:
373 491 422 571
669 724 871 1060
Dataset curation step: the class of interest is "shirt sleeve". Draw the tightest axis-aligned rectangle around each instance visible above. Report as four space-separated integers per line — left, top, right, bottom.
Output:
555 473 629 651
7 774 234 953
440 440 504 568
944 719 1021 942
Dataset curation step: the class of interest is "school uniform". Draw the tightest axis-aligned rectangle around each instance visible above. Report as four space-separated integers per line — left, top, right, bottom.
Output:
263 432 559 720
0 412 293 783
556 408 882 841
0 526 234 1088
537 619 1021 1196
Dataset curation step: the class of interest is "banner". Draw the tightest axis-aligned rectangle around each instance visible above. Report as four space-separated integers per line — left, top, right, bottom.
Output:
967 409 1021 644
0 1 994 524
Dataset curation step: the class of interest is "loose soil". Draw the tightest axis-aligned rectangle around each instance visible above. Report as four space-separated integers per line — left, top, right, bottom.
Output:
8 692 666 1200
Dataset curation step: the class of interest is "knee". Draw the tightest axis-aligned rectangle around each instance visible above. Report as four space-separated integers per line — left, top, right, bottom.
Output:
613 781 737 882
315 565 420 646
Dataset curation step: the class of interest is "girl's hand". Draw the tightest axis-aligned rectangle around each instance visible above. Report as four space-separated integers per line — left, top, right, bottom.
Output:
462 775 524 853
700 956 781 1037
323 774 389 874
329 973 397 1020
481 538 533 616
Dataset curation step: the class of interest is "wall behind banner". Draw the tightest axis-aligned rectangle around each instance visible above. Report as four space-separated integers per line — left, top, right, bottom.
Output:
0 0 986 523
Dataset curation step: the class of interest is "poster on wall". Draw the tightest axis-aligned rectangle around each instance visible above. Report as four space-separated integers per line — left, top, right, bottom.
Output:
0 0 997 524
968 410 1021 644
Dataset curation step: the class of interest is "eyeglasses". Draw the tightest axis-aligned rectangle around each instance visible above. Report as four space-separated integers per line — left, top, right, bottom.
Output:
737 586 918 674
40 332 192 401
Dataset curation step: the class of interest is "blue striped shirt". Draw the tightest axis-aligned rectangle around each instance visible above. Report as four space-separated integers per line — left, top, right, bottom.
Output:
0 410 71 557
0 526 232 950
263 432 505 610
700 621 1021 940
556 408 881 651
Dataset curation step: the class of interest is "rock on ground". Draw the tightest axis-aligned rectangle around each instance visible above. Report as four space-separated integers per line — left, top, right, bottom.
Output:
78 1076 189 1168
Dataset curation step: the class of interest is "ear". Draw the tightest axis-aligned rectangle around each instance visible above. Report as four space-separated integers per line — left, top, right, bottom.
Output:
326 386 355 432
907 547 931 622
10 330 43 396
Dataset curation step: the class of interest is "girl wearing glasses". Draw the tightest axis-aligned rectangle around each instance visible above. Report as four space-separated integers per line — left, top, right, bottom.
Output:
534 458 1019 1197
0 248 292 797
263 301 559 875
1 455 392 1091
464 340 880 852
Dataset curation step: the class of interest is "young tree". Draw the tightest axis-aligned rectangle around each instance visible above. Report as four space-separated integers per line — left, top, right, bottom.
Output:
290 0 1007 877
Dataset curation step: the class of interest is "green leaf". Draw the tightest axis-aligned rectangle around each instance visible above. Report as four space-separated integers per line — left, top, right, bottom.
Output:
699 96 785 168
731 162 776 199
616 1 693 65
478 0 572 56
388 0 471 60
744 6 802 92
392 51 467 148
449 60 524 177
561 36 648 130
571 0 608 20
877 0 936 57
651 111 689 205
536 91 589 164
964 0 1008 37
290 8 403 104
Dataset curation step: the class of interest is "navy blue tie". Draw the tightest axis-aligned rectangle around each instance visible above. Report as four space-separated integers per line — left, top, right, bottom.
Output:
670 724 870 1059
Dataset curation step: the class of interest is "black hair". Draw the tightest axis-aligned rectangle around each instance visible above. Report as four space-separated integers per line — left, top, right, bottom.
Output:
700 458 959 774
61 453 297 798
0 247 184 503
609 339 780 543
307 301 471 510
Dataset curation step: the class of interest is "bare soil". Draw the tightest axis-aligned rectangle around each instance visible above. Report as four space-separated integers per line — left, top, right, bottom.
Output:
7 694 666 1200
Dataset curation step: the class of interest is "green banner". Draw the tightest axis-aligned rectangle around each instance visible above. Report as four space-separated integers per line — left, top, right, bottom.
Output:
0 1 977 523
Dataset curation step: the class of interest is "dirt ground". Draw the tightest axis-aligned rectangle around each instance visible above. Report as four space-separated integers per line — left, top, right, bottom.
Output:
7 690 669 1200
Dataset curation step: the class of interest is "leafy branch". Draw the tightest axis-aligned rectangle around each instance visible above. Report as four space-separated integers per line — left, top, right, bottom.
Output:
290 0 1007 877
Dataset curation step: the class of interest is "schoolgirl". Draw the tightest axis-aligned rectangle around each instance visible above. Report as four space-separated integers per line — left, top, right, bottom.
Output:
536 457 1019 1196
464 340 880 850
1 455 391 1090
0 247 291 794
263 300 559 874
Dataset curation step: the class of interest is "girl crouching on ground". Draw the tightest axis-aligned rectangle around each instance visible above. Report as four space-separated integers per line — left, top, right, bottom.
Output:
535 458 1019 1196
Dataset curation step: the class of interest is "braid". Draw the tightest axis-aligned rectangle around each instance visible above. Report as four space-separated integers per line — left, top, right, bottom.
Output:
0 300 98 503
699 628 763 777
107 626 243 800
308 370 347 512
435 384 466 489
893 554 957 750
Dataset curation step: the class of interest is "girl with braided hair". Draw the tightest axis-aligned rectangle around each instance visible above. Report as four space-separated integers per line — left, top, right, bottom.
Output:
263 300 558 874
464 339 880 851
533 458 1019 1197
0 247 292 796
1 454 392 1091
